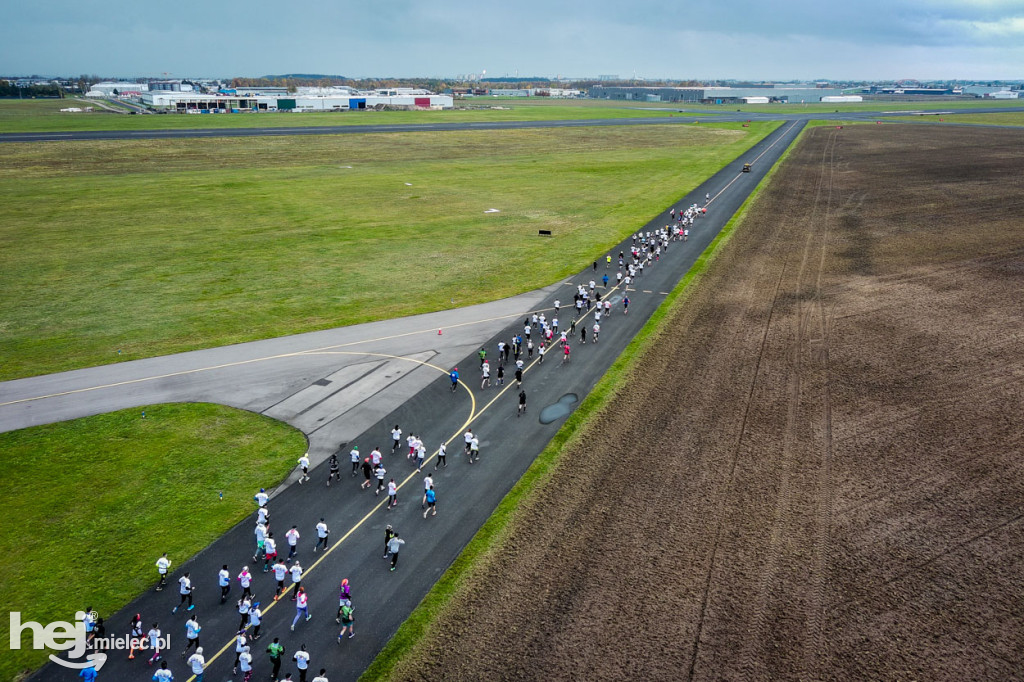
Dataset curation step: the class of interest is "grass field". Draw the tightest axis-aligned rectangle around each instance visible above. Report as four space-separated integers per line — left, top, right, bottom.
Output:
0 121 778 380
655 99 1024 114
0 98 686 133
2 97 1018 134
881 111 1024 126
0 403 306 682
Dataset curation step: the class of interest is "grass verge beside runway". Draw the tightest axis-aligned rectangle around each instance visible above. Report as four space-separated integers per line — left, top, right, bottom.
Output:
882 111 1024 126
664 99 1024 115
0 121 778 380
0 98 684 133
360 138 797 681
0 403 306 682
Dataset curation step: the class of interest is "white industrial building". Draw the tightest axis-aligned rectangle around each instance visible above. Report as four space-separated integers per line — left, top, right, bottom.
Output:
742 96 770 104
89 82 149 95
139 90 453 112
986 90 1019 99
820 95 864 103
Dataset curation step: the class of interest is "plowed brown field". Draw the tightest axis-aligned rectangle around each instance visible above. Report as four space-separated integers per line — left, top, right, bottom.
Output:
388 125 1024 681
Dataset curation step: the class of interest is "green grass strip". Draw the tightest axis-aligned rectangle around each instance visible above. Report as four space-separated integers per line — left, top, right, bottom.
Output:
0 121 778 381
360 130 804 681
0 403 307 682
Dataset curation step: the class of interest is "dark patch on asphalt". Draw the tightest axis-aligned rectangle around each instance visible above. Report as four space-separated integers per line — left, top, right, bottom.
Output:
539 393 579 424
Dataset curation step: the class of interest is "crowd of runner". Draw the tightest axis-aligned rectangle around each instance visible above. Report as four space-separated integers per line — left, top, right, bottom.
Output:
73 203 706 682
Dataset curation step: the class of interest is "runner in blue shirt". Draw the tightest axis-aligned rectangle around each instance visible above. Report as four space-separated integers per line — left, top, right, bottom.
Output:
449 368 459 392
423 486 437 518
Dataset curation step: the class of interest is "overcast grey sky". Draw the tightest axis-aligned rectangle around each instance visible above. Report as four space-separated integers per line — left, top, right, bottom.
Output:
2 0 1022 79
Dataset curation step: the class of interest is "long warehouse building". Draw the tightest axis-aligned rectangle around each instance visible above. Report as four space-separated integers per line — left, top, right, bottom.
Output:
139 91 453 112
589 85 849 104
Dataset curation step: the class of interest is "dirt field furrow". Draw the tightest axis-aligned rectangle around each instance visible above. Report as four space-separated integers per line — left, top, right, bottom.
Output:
389 124 1024 681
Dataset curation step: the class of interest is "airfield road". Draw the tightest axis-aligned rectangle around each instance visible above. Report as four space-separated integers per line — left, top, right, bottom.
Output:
3 105 1023 143
17 121 806 682
382 124 1024 680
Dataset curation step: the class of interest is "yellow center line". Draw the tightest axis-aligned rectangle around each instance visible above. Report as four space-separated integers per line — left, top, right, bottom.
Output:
185 355 477 681
182 266 632 681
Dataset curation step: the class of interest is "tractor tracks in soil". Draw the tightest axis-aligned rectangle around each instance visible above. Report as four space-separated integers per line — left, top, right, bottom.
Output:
734 128 841 682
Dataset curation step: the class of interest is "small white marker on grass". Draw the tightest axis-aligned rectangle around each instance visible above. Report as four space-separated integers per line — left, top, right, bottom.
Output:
484 208 500 214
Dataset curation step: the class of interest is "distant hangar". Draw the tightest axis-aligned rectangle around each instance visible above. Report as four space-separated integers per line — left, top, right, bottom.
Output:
140 87 453 113
589 85 854 104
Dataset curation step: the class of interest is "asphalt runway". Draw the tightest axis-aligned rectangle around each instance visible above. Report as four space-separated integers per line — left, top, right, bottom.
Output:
3 105 1020 143
21 120 807 681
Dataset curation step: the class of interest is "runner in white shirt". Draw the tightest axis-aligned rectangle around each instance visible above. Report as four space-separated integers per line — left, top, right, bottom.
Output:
315 518 329 552
464 429 474 455
232 631 248 674
422 474 434 509
415 442 426 471
254 488 269 508
181 614 201 657
406 433 417 459
435 442 447 469
186 648 205 677
155 553 171 591
349 446 361 475
374 463 387 495
387 478 399 509
236 595 251 631
371 447 382 467
256 505 270 526
593 322 601 343
272 559 288 600
152 660 173 681
172 573 194 613
294 645 312 678
218 564 231 604
289 561 303 599
237 565 253 599
238 646 253 678
248 602 263 640
297 453 310 484
285 525 300 560
147 624 163 664
262 535 277 572
391 425 402 453
253 522 267 562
